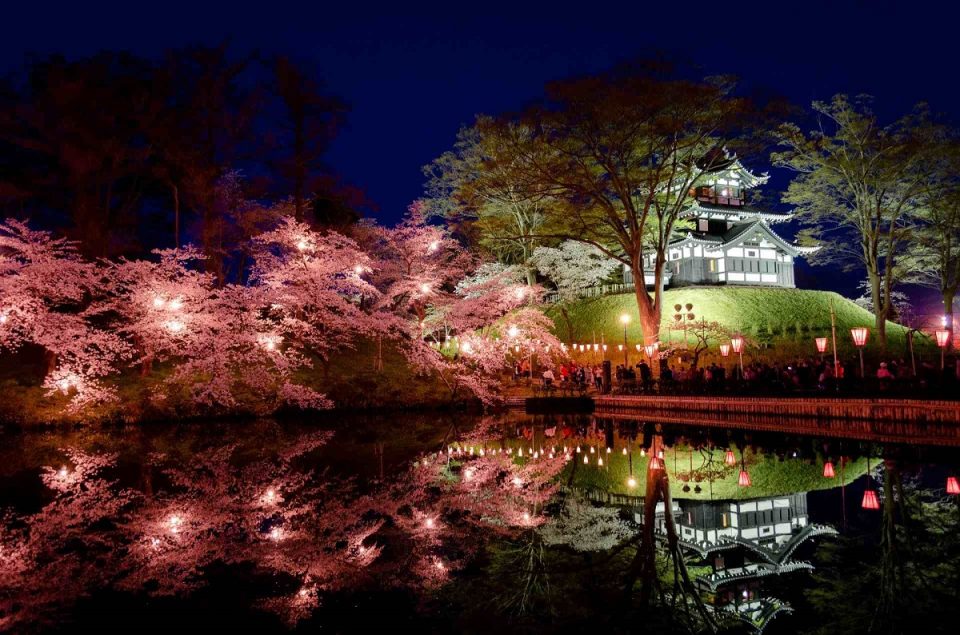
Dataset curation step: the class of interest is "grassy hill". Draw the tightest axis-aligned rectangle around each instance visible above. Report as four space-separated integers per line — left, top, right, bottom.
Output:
548 287 935 362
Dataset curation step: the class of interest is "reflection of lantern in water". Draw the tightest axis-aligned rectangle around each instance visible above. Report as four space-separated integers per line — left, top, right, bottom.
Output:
823 461 835 478
861 457 880 510
724 450 737 466
947 476 960 495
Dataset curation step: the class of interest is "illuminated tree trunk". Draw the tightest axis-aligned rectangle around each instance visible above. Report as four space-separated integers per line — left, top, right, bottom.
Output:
631 261 662 345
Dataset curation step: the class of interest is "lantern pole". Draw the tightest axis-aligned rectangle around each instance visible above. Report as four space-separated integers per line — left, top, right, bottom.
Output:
620 314 630 369
830 299 839 392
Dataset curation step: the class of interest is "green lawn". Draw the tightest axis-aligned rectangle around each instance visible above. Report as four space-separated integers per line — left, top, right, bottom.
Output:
548 287 934 362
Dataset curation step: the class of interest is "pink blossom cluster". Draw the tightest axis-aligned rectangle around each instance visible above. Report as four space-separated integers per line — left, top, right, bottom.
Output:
1 208 568 415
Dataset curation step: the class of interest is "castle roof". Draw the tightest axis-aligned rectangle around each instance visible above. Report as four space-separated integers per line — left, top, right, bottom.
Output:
682 201 793 224
673 219 819 258
694 151 770 189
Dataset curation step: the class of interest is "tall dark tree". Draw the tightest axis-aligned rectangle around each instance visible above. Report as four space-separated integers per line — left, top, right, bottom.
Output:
0 53 161 257
159 45 264 283
772 96 940 350
459 68 769 342
271 56 346 222
912 135 960 335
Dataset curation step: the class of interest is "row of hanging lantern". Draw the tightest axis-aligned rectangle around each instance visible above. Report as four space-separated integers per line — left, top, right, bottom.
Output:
566 340 661 358
815 325 953 375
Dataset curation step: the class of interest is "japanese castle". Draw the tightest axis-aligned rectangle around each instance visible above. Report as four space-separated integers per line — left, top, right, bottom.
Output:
625 155 817 289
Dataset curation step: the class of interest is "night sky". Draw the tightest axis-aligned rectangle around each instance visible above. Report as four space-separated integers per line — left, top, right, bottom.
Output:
3 0 959 300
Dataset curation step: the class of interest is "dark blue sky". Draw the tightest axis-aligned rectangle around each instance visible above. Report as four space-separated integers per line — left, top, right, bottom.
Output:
3 0 958 301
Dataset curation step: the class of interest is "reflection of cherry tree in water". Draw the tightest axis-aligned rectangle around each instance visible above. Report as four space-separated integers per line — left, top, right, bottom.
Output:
0 449 138 630
0 425 574 630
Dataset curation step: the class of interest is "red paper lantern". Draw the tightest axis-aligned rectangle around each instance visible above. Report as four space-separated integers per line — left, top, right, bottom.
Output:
649 456 662 470
823 461 835 478
720 344 730 357
850 327 869 348
815 337 828 354
724 450 737 466
731 335 744 354
861 488 880 510
947 476 960 495
935 329 951 348
738 469 752 487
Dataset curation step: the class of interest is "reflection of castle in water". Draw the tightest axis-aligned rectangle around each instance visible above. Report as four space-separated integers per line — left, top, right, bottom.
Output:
645 492 837 633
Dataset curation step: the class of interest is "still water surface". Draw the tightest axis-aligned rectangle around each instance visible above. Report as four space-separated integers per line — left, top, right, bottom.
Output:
0 412 957 634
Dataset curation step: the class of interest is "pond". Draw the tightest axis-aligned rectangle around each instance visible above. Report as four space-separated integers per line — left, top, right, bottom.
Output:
1 411 958 634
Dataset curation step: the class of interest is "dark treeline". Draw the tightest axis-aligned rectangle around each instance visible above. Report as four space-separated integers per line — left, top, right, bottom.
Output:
0 46 367 282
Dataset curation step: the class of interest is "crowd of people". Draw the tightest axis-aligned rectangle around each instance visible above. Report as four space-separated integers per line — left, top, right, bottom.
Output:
522 354 959 397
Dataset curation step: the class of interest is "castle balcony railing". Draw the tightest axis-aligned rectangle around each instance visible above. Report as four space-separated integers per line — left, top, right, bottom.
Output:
697 194 745 207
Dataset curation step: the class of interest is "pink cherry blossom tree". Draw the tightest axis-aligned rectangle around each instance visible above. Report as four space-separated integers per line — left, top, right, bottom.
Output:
362 207 566 405
0 219 132 412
